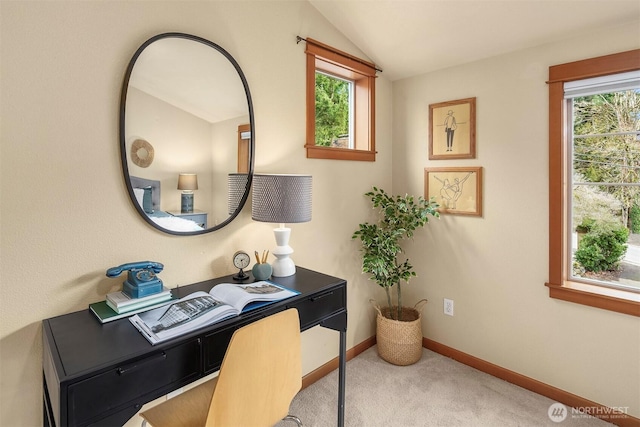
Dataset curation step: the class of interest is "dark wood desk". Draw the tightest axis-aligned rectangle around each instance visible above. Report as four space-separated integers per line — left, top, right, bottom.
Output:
43 267 347 427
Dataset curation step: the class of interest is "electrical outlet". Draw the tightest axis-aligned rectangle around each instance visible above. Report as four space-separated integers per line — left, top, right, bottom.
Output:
444 298 454 316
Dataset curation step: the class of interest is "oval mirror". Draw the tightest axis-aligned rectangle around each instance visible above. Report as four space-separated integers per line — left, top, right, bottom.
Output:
119 33 254 235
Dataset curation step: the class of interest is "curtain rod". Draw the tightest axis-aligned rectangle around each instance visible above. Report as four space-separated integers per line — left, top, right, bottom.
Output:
297 36 383 73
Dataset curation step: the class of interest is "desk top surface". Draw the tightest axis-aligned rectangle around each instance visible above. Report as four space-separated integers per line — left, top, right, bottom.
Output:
43 267 345 379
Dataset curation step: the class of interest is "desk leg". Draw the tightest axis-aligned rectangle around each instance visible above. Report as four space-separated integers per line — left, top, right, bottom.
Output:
338 329 346 427
43 399 51 427
319 311 347 427
43 374 54 427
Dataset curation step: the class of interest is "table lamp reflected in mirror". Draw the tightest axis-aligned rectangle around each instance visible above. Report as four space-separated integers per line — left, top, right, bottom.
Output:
228 173 250 215
251 174 312 277
177 173 198 213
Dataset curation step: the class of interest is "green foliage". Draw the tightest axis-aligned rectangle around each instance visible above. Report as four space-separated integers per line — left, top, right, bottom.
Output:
630 204 640 233
352 187 439 320
574 222 629 272
575 217 596 234
315 73 349 146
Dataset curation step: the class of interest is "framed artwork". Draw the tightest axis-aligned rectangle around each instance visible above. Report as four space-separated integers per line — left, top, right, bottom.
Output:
424 166 483 216
429 97 476 160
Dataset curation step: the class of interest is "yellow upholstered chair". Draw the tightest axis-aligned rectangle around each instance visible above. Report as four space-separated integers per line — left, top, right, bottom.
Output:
140 308 303 427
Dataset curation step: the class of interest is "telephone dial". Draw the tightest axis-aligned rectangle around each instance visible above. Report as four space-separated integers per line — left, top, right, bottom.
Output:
106 261 164 298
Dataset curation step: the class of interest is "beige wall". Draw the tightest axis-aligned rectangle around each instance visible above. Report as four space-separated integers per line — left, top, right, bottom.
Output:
0 2 391 425
393 21 640 418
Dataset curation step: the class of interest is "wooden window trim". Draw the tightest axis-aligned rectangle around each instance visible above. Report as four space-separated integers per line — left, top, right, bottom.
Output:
305 38 376 161
237 123 250 173
546 49 640 317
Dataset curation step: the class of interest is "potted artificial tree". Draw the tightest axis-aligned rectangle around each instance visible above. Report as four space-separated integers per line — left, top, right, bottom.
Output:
352 187 439 365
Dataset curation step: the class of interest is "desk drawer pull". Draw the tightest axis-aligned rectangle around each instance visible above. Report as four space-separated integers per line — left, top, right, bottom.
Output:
117 352 166 375
311 291 334 302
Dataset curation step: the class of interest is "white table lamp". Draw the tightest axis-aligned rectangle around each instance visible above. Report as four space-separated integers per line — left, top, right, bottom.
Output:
251 174 312 277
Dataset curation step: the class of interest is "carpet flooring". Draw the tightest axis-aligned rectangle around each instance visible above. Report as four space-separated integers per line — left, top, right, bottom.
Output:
276 346 613 427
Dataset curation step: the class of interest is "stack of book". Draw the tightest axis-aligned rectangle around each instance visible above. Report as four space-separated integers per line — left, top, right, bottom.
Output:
90 287 176 324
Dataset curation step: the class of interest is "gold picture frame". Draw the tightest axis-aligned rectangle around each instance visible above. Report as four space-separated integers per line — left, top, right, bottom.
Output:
424 167 483 216
429 97 476 159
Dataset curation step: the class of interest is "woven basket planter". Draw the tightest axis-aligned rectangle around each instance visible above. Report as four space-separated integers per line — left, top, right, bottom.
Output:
372 299 427 366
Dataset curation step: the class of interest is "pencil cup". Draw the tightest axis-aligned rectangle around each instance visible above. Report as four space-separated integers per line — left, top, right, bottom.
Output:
252 262 272 281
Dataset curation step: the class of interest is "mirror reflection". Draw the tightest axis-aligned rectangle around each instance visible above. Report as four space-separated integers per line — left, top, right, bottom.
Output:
120 33 254 235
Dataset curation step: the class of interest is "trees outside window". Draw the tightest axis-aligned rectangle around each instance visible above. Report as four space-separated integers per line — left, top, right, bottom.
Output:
315 72 352 148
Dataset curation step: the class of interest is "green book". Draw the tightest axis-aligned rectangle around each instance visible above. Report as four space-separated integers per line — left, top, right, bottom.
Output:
89 298 175 324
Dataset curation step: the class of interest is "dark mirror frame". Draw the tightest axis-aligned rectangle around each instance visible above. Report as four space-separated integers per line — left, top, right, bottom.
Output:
119 32 254 235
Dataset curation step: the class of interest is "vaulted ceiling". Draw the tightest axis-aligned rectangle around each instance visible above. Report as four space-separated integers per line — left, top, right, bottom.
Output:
309 0 640 81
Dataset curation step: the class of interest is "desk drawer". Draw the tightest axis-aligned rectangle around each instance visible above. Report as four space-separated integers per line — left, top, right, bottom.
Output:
202 321 251 374
292 287 345 329
67 339 200 426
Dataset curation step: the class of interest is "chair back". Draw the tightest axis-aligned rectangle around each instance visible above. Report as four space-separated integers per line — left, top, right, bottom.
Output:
206 308 302 426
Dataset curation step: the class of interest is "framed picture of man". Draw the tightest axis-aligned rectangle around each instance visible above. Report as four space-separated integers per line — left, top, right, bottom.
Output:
428 97 476 159
424 166 483 216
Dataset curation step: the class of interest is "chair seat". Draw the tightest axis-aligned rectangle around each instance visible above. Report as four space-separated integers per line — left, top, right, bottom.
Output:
141 377 218 427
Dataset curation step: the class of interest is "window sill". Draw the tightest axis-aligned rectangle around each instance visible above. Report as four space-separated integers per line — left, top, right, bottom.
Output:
305 145 376 161
546 281 640 317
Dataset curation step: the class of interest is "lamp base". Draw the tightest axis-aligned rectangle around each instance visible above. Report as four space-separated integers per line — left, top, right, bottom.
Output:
181 192 194 213
272 257 296 277
271 227 295 277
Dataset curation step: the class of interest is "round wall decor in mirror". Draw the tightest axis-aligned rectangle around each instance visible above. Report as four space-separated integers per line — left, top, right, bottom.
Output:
131 139 155 168
119 32 254 235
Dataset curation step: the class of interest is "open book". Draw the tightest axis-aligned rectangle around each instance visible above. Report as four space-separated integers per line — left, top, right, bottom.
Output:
129 281 299 345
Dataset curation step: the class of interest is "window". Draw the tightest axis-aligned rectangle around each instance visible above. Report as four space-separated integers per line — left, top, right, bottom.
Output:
568 74 640 290
547 49 640 316
304 38 377 161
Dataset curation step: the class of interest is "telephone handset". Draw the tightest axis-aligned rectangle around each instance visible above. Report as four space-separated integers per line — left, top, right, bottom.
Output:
106 261 164 281
106 261 164 298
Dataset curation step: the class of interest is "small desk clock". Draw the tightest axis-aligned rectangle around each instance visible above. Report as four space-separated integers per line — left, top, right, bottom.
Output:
232 250 250 281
